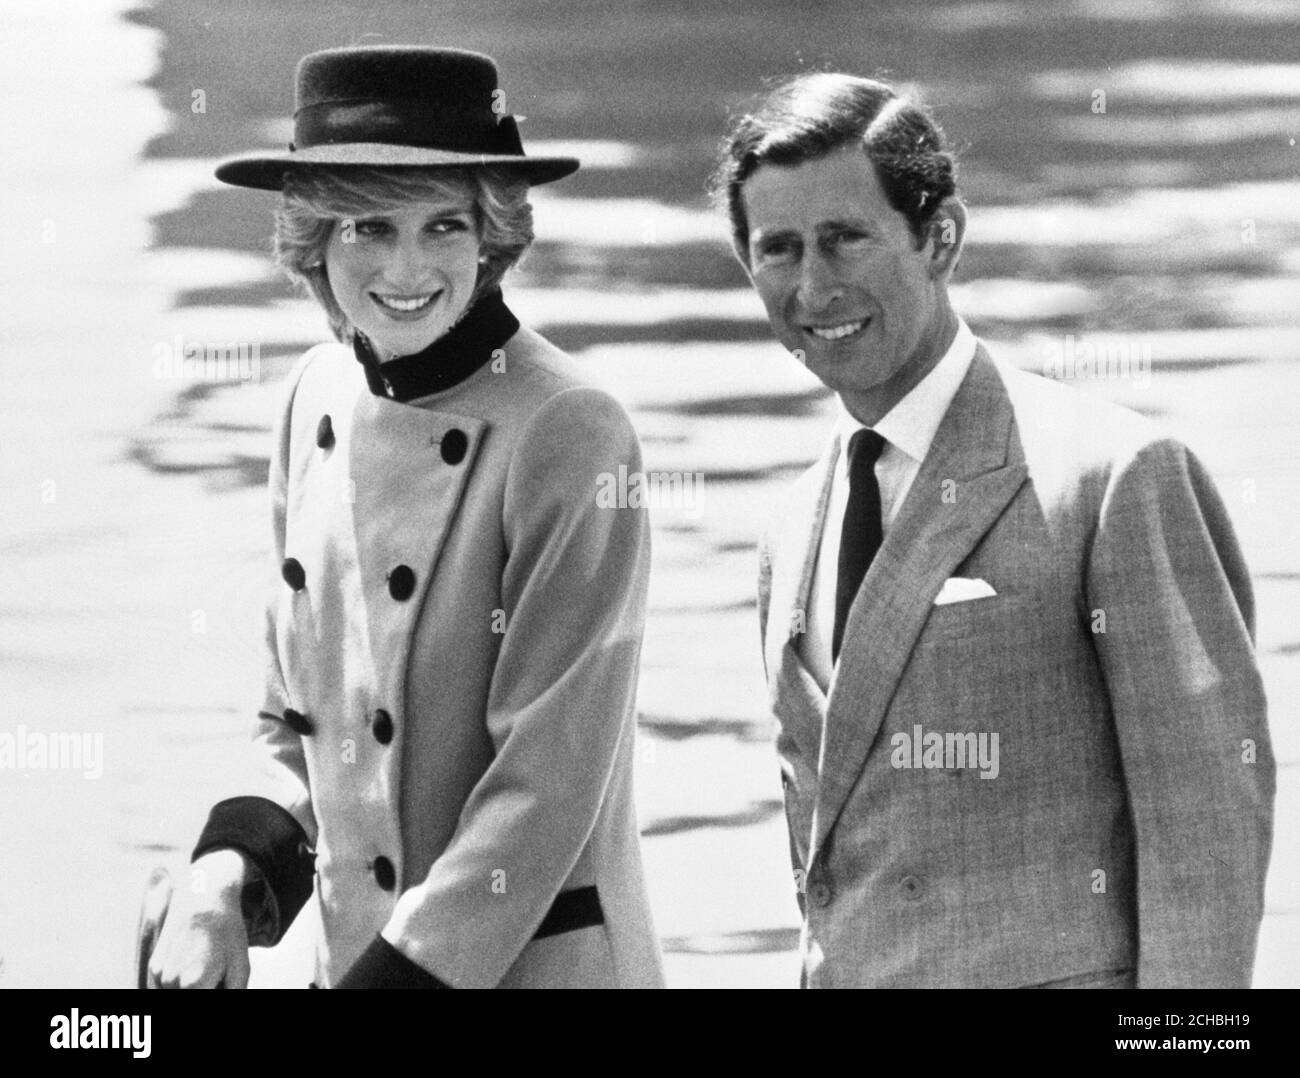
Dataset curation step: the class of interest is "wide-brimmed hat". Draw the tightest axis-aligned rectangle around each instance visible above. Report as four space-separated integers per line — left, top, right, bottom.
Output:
214 45 579 190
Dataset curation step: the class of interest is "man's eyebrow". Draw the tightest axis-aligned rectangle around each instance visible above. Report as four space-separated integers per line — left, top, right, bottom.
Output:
816 218 876 235
750 226 800 244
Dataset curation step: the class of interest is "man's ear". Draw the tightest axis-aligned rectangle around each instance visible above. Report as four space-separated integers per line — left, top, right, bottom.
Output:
925 196 967 280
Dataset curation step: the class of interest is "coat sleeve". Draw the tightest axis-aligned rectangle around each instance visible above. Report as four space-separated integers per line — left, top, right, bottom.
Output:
379 385 652 988
1086 436 1274 988
191 349 323 944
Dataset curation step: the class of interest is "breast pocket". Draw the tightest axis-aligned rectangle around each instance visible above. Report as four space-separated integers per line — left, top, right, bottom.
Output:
919 592 1042 648
900 590 1084 741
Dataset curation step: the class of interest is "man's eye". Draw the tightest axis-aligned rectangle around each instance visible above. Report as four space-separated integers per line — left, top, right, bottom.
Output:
829 230 869 249
756 241 797 265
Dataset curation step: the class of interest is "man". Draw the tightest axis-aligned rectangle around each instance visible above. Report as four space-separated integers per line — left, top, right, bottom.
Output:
716 73 1273 988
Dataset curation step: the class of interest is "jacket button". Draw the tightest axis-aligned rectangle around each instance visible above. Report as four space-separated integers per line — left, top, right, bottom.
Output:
316 414 334 450
387 565 416 601
371 708 393 745
808 880 833 909
372 856 396 891
900 874 926 900
281 557 306 591
440 428 467 465
282 708 313 736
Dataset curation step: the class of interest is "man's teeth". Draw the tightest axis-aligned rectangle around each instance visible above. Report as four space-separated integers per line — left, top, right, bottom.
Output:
809 319 866 341
374 293 434 312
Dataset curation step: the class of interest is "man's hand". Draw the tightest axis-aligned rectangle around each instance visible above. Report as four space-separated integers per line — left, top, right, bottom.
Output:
146 849 252 989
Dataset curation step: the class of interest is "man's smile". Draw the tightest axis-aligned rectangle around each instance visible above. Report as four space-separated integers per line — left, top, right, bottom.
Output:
805 317 870 342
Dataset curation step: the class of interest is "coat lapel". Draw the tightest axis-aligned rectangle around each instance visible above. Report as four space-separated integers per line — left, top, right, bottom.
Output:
283 348 486 808
349 391 486 722
809 346 1029 863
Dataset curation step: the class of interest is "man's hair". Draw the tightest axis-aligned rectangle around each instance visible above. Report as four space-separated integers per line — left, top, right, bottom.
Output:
274 166 534 342
711 73 957 262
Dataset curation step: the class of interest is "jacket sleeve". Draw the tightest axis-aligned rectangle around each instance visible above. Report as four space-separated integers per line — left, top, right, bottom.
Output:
1086 437 1274 988
758 531 808 911
378 385 652 987
191 349 323 945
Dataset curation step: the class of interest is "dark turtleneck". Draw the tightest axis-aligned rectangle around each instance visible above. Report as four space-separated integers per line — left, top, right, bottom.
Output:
352 287 519 403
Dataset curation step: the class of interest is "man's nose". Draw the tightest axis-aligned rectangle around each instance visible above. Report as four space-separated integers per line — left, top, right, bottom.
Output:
796 250 843 311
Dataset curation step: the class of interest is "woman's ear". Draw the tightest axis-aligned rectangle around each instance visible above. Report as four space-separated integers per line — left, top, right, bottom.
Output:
926 196 967 280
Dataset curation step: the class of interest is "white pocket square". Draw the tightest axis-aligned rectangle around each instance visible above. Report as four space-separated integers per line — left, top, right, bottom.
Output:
933 577 997 605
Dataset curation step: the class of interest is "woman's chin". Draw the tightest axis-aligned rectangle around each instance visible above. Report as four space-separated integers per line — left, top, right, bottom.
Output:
361 323 446 358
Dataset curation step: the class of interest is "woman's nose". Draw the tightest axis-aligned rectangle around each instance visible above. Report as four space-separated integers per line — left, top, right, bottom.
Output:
384 235 434 288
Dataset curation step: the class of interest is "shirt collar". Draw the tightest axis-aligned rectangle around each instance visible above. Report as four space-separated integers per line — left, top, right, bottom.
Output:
836 318 976 467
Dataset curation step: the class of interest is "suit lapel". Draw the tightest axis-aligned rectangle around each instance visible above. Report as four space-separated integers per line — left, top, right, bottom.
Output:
764 434 836 853
809 346 1029 863
765 433 837 695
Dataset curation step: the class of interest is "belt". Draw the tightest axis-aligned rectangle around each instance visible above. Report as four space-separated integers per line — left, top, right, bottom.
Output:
534 885 604 940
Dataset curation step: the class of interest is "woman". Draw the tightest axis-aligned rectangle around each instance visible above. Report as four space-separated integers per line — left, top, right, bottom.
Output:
146 45 663 988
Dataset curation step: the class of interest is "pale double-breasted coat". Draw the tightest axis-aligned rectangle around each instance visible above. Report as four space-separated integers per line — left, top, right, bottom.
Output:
236 325 665 988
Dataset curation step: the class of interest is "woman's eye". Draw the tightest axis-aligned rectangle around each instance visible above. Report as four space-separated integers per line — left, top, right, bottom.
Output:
426 218 469 235
352 219 389 237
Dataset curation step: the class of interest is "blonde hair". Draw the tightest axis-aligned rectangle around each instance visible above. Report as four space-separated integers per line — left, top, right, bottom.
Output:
274 166 534 341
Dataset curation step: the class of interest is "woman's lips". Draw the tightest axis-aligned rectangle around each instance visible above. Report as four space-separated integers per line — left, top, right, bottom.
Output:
371 291 438 320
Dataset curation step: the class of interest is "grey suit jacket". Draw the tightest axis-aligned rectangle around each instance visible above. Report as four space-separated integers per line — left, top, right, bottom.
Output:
758 344 1274 988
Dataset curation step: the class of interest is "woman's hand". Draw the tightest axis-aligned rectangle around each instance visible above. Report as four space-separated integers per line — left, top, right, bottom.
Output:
146 849 252 989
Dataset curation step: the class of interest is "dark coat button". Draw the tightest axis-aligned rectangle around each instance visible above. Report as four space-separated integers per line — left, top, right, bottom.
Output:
371 708 393 745
387 565 416 601
900 874 926 900
440 428 468 465
281 558 305 591
316 414 334 450
282 708 313 736
373 856 396 891
808 880 833 908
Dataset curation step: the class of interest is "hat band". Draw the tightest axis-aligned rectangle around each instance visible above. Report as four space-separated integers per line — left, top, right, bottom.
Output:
294 97 525 156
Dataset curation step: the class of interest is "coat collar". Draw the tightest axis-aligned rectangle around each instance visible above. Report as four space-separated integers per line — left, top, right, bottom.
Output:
352 287 518 402
805 343 1029 865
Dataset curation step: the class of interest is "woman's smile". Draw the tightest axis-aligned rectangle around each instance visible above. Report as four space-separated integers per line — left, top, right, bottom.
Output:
370 290 442 318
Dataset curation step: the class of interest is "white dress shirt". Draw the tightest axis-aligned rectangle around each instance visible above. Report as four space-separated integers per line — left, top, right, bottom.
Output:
801 319 977 693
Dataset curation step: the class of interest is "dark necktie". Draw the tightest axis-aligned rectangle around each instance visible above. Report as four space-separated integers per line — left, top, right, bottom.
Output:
832 428 887 663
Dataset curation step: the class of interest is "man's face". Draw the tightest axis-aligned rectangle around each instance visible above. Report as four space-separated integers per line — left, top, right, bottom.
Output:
742 144 955 415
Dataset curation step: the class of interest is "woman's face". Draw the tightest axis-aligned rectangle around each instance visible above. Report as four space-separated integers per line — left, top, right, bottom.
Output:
325 190 483 357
